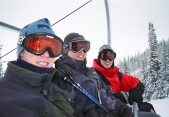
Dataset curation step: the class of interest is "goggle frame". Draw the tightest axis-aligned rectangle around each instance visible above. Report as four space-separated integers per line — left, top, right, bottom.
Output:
63 40 90 53
101 50 115 61
18 33 63 57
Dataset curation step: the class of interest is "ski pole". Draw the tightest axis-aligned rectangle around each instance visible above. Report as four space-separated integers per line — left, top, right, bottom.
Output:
62 75 109 112
55 60 109 112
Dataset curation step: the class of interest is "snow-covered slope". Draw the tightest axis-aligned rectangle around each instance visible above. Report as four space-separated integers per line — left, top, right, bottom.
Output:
150 98 169 117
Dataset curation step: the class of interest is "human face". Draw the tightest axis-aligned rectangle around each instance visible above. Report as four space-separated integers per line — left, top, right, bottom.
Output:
20 50 55 68
100 58 113 69
67 50 87 61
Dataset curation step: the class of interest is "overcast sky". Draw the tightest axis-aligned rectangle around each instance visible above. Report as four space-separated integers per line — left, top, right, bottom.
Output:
0 0 169 69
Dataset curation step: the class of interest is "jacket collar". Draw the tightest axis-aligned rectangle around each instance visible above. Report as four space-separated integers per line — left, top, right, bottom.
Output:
92 59 119 76
60 54 88 71
4 61 56 87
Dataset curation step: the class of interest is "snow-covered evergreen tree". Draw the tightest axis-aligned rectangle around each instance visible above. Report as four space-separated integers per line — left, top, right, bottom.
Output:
123 58 130 74
165 39 169 81
143 22 162 101
159 39 169 98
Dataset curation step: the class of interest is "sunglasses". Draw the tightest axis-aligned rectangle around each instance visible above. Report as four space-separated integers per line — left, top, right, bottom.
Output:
101 51 115 61
18 33 63 57
64 40 90 53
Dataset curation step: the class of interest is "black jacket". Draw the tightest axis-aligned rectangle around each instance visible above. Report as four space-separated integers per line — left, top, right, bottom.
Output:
0 61 76 117
54 55 129 117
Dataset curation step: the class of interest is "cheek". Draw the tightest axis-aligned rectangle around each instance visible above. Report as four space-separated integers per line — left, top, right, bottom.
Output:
100 60 105 66
84 53 87 57
25 53 38 62
28 54 38 60
48 58 55 67
67 52 76 59
51 58 55 63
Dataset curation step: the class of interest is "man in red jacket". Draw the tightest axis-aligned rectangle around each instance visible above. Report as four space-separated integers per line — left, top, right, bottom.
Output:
92 44 155 113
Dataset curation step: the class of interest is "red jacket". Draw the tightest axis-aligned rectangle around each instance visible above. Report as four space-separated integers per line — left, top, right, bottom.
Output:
92 59 140 93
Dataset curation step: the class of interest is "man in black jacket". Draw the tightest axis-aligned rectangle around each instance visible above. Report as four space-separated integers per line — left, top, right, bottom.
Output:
0 18 83 117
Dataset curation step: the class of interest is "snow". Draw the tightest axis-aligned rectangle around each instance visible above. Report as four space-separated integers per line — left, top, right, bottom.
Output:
150 98 169 117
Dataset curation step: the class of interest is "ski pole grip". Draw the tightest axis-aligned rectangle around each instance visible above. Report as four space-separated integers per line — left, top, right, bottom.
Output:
133 101 139 117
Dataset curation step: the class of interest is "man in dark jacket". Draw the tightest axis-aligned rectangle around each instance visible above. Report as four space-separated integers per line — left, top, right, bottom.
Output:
0 18 81 117
54 32 136 117
54 33 161 117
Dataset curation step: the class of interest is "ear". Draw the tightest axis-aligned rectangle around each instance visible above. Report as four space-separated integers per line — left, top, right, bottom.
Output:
20 50 24 58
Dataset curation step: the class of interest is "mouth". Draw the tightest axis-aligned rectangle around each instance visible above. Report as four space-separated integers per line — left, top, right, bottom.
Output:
105 62 110 65
77 55 84 58
37 61 48 66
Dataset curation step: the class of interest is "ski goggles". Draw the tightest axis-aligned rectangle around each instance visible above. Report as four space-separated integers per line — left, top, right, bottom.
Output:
101 50 115 61
18 33 63 57
63 40 90 53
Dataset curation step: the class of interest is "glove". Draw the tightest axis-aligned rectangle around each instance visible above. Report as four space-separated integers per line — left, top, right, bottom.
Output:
128 88 143 105
118 106 134 117
114 92 127 104
83 104 99 117
139 102 156 113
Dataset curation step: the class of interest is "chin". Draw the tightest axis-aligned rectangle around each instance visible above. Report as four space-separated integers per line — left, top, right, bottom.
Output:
77 59 84 61
104 65 111 69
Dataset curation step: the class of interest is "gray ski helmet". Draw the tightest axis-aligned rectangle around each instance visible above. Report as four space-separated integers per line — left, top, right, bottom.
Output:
99 44 116 58
17 18 57 58
63 32 86 55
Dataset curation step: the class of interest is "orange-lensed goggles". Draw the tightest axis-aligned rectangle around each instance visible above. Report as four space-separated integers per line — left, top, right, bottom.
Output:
64 40 90 53
101 51 115 61
18 34 63 57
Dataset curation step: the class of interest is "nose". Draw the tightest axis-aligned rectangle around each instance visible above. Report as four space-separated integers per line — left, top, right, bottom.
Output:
41 51 50 57
105 58 111 61
105 59 109 61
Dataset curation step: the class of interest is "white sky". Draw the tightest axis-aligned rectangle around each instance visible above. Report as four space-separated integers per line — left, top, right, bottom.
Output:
0 0 169 69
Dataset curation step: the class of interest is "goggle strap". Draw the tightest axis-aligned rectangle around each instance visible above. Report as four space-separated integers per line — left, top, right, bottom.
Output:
63 43 69 49
71 37 85 41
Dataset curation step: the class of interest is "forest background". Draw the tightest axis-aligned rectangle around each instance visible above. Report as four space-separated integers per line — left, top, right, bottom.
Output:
117 22 169 102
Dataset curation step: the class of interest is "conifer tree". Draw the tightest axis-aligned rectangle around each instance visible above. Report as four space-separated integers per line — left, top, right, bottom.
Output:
143 22 162 100
123 58 130 74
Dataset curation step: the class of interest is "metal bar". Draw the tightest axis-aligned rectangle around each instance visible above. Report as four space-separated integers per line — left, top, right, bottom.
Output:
0 21 21 32
133 101 139 117
104 0 111 46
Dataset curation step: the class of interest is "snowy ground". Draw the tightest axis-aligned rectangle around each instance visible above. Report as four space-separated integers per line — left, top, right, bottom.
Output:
150 98 169 117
